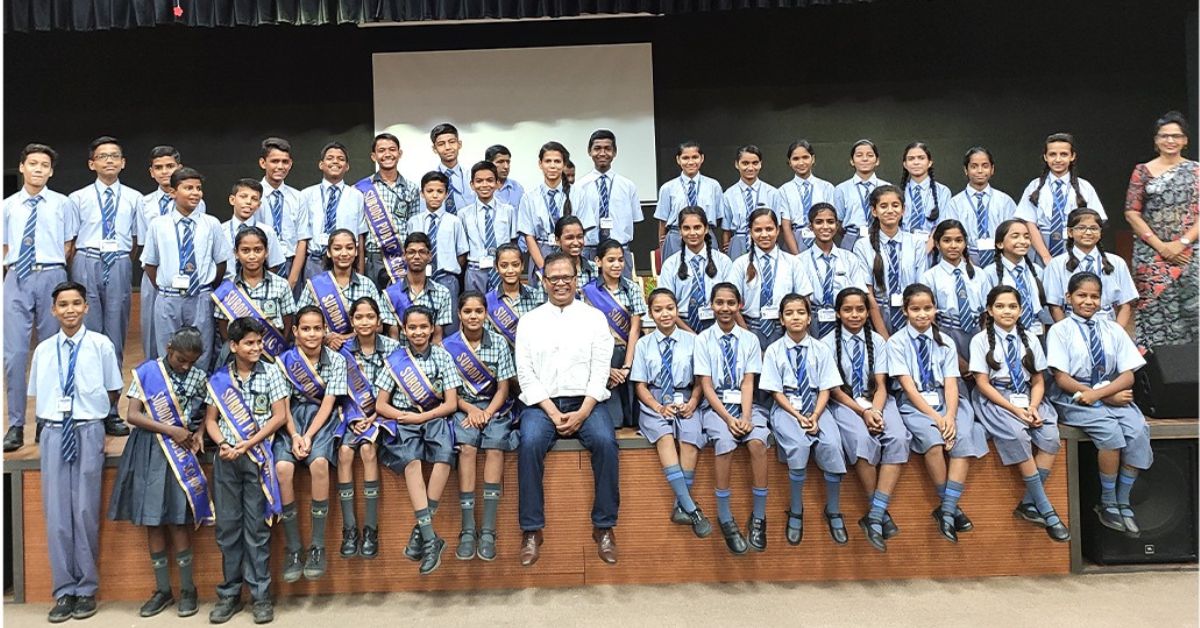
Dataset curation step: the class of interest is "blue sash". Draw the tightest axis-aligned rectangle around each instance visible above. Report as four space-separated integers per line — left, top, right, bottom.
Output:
133 360 215 527
278 348 326 404
308 273 352 334
337 345 389 441
207 366 283 523
356 177 407 283
486 290 520 345
212 279 289 357
582 279 632 344
384 347 442 412
444 332 514 417
384 282 414 322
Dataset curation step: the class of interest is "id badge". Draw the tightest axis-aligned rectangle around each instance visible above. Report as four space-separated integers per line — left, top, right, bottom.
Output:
99 238 121 253
478 256 495 269
760 306 779 320
314 233 330 247
818 308 836 323
800 228 815 240
1009 393 1031 409
699 306 715 321
913 230 930 240
546 234 557 247
57 398 73 414
787 395 805 410
856 397 873 410
975 238 994 252
171 275 190 290
1029 322 1044 336
890 293 904 307
920 390 941 408
253 394 269 415
721 389 741 406
599 217 615 230
672 392 686 406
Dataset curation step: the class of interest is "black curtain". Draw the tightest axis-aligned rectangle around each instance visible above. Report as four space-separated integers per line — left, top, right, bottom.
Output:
5 0 869 32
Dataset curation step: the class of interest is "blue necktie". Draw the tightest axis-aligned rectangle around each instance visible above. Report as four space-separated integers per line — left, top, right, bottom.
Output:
179 217 199 296
427 213 440 270
658 336 676 403
443 169 457 214
1011 265 1037 330
760 252 776 308
720 333 739 392
483 205 499 291
820 253 835 306
686 179 698 207
916 334 934 392
953 268 973 330
100 187 117 284
857 181 873 224
687 255 705 331
323 184 340 237
546 189 560 225
885 240 905 331
850 335 866 398
908 184 925 232
158 193 172 216
793 345 814 415
61 338 79 463
743 185 755 216
1085 320 1106 385
974 192 994 266
270 190 284 235
1050 180 1067 256
16 195 41 280
598 174 611 241
800 180 813 216
1083 254 1096 274
1004 333 1027 392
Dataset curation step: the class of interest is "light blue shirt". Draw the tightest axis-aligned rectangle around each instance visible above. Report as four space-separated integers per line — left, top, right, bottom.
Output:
423 163 476 213
979 256 1049 324
406 208 469 275
795 246 870 310
944 185 1019 251
920 259 989 329
516 182 582 244
969 326 1047 387
887 324 960 389
496 178 526 209
28 328 123 422
654 173 724 228
297 180 367 255
852 228 928 291
820 327 890 385
1042 247 1137 321
1015 174 1107 235
2 187 76 266
575 169 642 245
720 180 784 234
136 188 207 243
70 179 143 253
253 179 303 256
658 246 733 312
457 200 517 263
901 178 954 235
730 246 811 318
631 328 698 390
1046 314 1144 381
833 174 890 231
140 209 232 289
760 334 842 394
779 175 837 228
693 324 762 390
220 217 286 278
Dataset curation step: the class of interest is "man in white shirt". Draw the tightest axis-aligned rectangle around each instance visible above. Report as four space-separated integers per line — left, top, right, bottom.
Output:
515 252 620 567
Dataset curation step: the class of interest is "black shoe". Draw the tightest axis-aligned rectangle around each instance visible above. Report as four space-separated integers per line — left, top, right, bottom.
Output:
933 508 958 543
252 599 274 624
1013 502 1046 527
419 536 445 575
1043 512 1071 543
784 511 804 546
3 426 23 452
281 549 303 583
719 520 749 555
881 510 900 539
824 509 849 545
1094 503 1126 533
178 588 198 617
361 526 379 559
456 530 477 560
477 529 498 561
340 527 360 558
302 545 327 580
139 590 173 618
404 525 422 561
1119 505 1141 538
858 516 887 553
747 516 767 552
953 508 973 532
71 595 97 619
687 507 713 538
103 415 130 436
48 596 75 623
35 420 44 444
209 596 244 624
670 504 691 525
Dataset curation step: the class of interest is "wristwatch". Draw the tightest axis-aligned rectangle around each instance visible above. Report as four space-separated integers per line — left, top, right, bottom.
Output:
1181 237 1193 246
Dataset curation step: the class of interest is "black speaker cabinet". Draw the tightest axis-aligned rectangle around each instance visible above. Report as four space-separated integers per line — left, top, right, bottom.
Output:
1079 439 1198 565
1135 344 1198 419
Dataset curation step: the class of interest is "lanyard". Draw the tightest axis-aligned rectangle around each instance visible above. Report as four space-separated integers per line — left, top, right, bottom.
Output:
57 331 85 397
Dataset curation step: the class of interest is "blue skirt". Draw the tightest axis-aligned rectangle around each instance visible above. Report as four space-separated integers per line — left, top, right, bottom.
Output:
108 428 195 526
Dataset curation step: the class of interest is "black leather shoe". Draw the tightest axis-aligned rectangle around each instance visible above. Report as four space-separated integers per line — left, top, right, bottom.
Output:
48 596 75 623
209 596 244 624
302 545 327 580
747 516 767 552
720 520 749 555
670 504 691 525
1119 506 1141 538
687 507 713 538
139 590 173 617
419 536 445 575
784 511 804 546
933 508 958 543
103 415 130 436
1043 512 1070 543
340 527 360 558
177 588 198 617
824 510 849 545
360 526 379 559
71 595 98 619
404 525 422 561
281 549 303 583
252 599 274 624
881 510 899 539
477 529 498 561
953 508 973 532
1014 502 1046 527
456 530 477 560
3 426 23 452
858 516 887 553
1094 504 1126 533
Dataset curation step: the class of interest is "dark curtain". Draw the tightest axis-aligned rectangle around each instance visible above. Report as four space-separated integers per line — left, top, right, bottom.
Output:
6 0 869 32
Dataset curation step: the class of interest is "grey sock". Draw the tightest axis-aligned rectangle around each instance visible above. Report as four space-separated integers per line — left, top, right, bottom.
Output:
281 502 301 552
150 550 170 594
311 500 329 549
337 482 357 529
460 492 476 532
175 549 195 593
363 480 381 529
482 482 502 531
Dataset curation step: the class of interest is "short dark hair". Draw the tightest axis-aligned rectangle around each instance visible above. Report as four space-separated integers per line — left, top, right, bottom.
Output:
542 252 574 275
430 123 459 143
148 145 181 166
89 136 121 158
421 171 449 189
320 142 348 160
372 133 401 152
170 167 204 188
52 280 87 301
403 305 436 327
166 326 205 355
403 232 432 250
294 305 326 326
260 137 291 159
231 178 263 196
485 144 510 161
588 129 616 150
1154 110 1190 136
20 143 57 167
470 161 498 179
228 317 266 342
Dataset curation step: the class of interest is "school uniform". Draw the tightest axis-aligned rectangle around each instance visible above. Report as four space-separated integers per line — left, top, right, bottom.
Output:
339 334 401 449
136 189 207 361
29 328 123 600
576 169 640 274
721 180 785 260
969 326 1060 466
406 207 468 328
3 187 75 430
853 229 929 334
296 180 367 284
516 182 585 278
1015 175 1106 258
213 271 298 332
693 324 770 453
945 186 1019 266
141 208 232 371
657 246 733 333
832 174 890 250
359 172 420 288
759 334 847 474
299 271 400 330
1046 314 1151 469
900 179 954 236
428 163 476 215
820 328 910 466
886 325 987 458
730 246 811 349
582 277 648 429
275 347 349 465
654 173 724 261
253 179 302 276
779 174 836 253
446 329 518 451
484 284 546 344
920 259 989 360
70 179 143 365
631 329 705 448
383 277 453 335
374 344 462 470
796 246 870 339
979 257 1051 336
1042 247 1137 322
219 217 287 279
457 200 517 294
495 177 525 210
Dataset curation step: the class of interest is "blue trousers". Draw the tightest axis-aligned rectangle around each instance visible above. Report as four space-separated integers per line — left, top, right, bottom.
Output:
518 397 620 531
4 266 65 427
72 253 132 367
42 420 105 598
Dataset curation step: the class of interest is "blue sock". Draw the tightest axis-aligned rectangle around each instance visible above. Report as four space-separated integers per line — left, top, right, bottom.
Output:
1099 472 1118 505
715 489 733 524
788 469 806 516
936 482 946 499
940 480 964 516
868 491 890 532
1116 468 1138 506
1020 467 1052 505
1022 473 1060 526
751 487 768 519
664 464 697 513
678 469 696 510
823 472 843 514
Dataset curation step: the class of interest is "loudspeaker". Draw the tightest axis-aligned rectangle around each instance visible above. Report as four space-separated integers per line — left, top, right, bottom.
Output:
1135 344 1198 419
1079 439 1198 565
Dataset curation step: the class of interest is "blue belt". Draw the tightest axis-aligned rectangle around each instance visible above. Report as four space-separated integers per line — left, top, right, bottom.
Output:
157 286 211 297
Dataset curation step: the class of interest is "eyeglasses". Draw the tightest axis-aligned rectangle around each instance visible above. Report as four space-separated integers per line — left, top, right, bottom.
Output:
92 152 123 161
1156 133 1187 141
1071 225 1102 233
544 275 576 285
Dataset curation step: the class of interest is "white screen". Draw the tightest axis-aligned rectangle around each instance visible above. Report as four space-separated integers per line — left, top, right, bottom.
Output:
372 43 657 201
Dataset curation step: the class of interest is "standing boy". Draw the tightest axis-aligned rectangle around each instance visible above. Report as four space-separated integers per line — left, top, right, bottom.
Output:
254 138 303 284
359 133 420 288
576 129 642 274
429 123 475 215
458 162 517 294
221 179 286 278
486 144 525 209
296 142 366 287
406 172 468 331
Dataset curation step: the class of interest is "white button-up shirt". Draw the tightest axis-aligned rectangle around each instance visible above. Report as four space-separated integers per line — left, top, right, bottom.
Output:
516 299 614 405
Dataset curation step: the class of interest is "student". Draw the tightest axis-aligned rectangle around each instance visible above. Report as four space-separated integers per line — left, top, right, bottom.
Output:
582 239 646 429
920 220 987 362
970 286 1069 542
3 143 77 452
822 287 908 552
1016 133 1107 264
297 142 366 287
896 141 952 237
760 294 849 546
946 147 1019 267
336 297 400 560
220 179 286 279
445 292 519 561
141 167 232 371
359 133 421 288
1043 208 1137 326
729 208 808 350
254 137 303 283
374 306 463 575
887 283 988 543
832 139 891 251
384 233 455 344
1047 272 1150 538
853 185 928 337
694 282 771 554
722 144 795 257
213 226 297 364
655 141 724 261
275 306 349 582
980 219 1050 336
299 229 399 349
30 281 123 622
204 316 289 625
457 162 517 294
779 140 837 254
108 327 212 618
631 289 712 537
429 123 476 214
486 144 525 209
577 130 641 272
796 203 870 339
517 141 582 277
407 171 468 330
135 146 194 363
564 160 577 186
657 207 733 334
484 244 546 344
